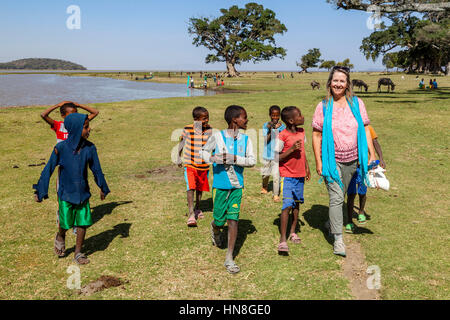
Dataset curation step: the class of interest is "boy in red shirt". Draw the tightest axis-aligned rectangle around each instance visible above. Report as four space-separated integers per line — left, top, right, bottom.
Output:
41 101 99 143
276 106 310 254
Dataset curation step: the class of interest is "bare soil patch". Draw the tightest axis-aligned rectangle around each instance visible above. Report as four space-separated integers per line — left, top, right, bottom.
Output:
342 236 381 300
79 275 124 296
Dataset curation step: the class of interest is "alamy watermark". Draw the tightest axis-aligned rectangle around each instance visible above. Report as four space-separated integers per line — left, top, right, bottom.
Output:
366 5 382 30
66 265 81 290
366 265 381 290
66 5 81 30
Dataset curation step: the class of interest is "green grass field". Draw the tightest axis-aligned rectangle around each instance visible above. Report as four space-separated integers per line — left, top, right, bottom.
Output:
0 72 448 299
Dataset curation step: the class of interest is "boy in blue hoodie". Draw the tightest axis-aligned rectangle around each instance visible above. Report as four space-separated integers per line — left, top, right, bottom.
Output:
200 105 256 274
34 113 110 265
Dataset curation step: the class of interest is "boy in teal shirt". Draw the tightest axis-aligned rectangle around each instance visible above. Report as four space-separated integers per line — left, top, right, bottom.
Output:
200 105 256 274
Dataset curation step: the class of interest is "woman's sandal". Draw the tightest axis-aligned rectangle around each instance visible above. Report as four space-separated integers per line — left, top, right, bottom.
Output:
224 260 240 274
278 242 289 253
73 253 90 265
289 233 301 244
54 233 65 257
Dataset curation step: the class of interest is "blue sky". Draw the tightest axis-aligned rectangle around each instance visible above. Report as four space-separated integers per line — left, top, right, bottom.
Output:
0 0 386 71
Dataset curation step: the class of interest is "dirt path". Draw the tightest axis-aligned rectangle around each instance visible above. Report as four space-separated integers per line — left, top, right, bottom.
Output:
342 235 381 300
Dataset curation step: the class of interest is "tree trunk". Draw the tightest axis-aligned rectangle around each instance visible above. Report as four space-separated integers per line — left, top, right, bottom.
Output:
226 60 240 77
446 61 450 76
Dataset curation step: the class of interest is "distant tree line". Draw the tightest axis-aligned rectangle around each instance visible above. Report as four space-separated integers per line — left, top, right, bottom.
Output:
0 58 87 70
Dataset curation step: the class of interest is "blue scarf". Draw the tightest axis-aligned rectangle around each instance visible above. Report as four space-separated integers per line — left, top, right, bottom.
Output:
321 96 368 189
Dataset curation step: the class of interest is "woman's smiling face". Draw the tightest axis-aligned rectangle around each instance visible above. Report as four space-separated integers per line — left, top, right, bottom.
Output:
331 71 348 98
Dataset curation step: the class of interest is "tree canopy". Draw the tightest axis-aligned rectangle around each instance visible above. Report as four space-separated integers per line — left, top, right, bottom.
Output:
328 0 450 74
319 60 336 71
187 2 287 76
297 48 322 73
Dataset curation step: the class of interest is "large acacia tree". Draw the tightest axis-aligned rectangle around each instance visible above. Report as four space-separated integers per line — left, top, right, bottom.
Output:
188 2 287 77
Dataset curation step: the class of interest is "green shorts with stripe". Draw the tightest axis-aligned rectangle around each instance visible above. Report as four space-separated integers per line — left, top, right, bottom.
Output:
212 188 242 227
58 199 93 230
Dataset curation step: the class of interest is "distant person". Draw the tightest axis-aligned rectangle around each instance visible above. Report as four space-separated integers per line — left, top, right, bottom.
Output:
429 79 433 89
433 79 438 89
190 78 195 88
275 106 311 254
221 80 224 86
34 113 110 265
312 66 377 257
203 79 208 89
200 105 256 274
261 105 285 202
346 125 386 233
213 75 217 83
419 78 424 89
40 101 99 235
177 107 213 227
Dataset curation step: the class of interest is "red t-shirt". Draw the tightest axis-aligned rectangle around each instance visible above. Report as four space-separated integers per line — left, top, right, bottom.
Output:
51 120 68 143
277 128 306 178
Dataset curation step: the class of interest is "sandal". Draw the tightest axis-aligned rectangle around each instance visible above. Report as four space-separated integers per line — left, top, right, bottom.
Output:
194 209 204 219
345 223 356 234
187 216 197 227
278 241 289 253
210 223 221 247
358 214 367 224
54 233 65 257
73 252 90 265
224 260 240 274
289 233 301 244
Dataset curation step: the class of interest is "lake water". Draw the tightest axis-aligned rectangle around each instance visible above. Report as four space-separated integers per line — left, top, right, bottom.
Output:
0 74 216 107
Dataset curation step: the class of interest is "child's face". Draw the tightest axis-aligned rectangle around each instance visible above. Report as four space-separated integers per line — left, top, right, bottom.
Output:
270 110 280 123
81 119 91 140
234 110 248 130
61 107 77 118
289 109 304 126
195 112 209 127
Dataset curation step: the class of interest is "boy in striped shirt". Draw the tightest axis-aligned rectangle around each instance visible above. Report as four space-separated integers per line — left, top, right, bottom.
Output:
177 106 213 227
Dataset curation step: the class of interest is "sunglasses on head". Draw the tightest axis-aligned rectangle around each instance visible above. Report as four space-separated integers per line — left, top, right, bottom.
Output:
332 66 350 72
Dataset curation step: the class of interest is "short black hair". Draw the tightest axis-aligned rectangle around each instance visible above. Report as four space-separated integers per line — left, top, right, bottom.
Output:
269 105 281 115
281 106 299 124
224 105 245 124
192 106 208 119
60 102 77 116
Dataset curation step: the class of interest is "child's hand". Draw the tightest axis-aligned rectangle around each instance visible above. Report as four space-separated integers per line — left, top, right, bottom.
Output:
305 167 311 181
379 159 386 169
100 190 106 201
291 140 301 151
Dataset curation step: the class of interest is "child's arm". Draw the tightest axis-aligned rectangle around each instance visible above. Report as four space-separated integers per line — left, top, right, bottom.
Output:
372 138 386 168
235 137 256 167
305 154 311 182
365 125 377 163
88 146 110 200
73 102 99 121
33 148 59 202
199 134 217 164
40 102 65 127
278 139 301 162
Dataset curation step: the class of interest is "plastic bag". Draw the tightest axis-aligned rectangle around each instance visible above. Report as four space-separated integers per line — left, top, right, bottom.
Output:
367 166 390 191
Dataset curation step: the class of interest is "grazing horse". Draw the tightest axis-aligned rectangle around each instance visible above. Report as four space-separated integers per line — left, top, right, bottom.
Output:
311 81 320 90
351 79 369 92
377 78 396 93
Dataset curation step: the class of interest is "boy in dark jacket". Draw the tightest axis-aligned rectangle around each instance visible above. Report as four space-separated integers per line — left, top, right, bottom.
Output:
34 113 110 265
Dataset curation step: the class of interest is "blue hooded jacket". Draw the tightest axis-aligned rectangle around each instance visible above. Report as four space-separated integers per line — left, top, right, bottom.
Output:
33 113 110 204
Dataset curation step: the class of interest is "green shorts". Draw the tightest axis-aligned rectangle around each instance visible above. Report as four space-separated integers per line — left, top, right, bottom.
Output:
212 188 242 227
58 199 93 230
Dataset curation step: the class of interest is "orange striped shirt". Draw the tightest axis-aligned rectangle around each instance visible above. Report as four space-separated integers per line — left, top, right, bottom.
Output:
181 124 212 170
